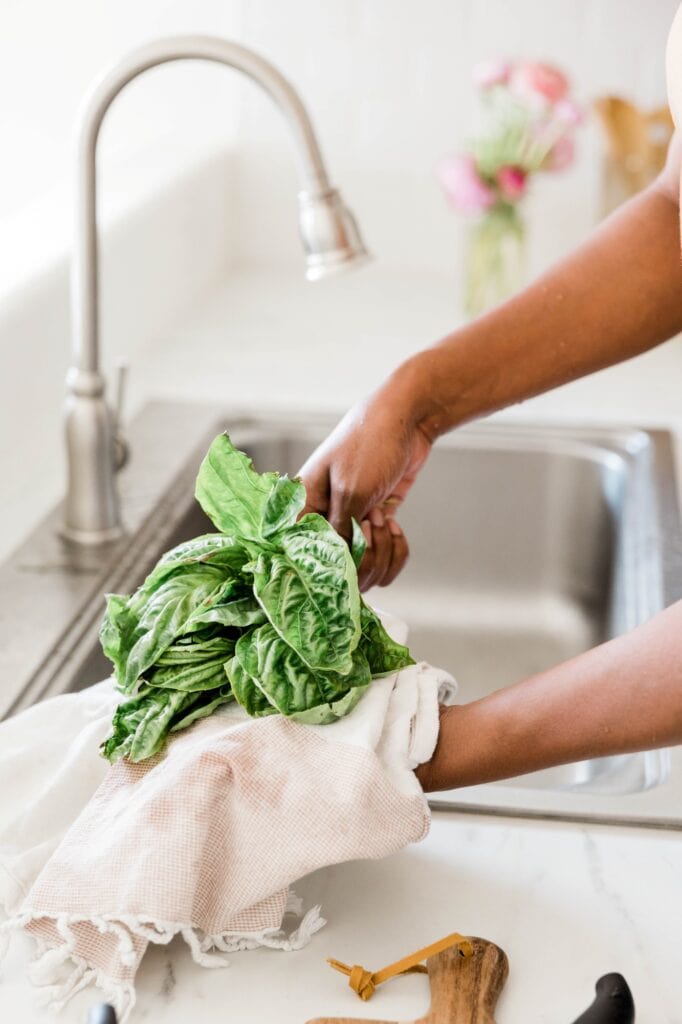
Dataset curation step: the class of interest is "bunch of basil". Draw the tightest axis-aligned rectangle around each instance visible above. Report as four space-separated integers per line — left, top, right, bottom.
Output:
100 433 414 763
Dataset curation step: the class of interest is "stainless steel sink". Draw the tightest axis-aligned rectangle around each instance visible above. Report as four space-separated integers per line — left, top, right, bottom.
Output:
2 401 681 828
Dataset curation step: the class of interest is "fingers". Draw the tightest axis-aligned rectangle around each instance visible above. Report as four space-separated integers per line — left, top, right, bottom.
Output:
358 509 409 591
297 390 434 545
383 516 410 586
328 477 372 543
295 458 409 590
298 446 371 536
365 507 393 589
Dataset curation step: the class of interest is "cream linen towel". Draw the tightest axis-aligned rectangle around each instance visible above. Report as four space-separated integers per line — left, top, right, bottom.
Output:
0 611 455 1021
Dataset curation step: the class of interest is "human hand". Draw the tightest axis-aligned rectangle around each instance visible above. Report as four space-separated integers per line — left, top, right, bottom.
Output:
298 375 433 589
355 505 410 590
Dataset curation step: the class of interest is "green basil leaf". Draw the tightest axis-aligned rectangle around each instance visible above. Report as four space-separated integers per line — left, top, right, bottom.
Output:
184 594 267 632
122 567 233 690
155 635 235 665
101 687 196 763
100 594 141 682
350 518 367 570
169 685 234 732
128 690 197 762
148 656 231 692
142 532 249 590
195 433 305 540
358 603 415 676
288 684 368 725
225 653 277 718
232 623 370 720
261 476 307 537
248 515 361 674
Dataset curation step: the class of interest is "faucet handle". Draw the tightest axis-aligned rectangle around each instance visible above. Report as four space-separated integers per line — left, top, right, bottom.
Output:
111 363 129 471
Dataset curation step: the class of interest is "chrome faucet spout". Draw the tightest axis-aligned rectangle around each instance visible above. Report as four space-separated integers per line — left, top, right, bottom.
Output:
63 35 369 545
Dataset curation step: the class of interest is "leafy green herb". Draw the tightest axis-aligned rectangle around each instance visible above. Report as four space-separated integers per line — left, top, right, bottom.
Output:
100 433 414 763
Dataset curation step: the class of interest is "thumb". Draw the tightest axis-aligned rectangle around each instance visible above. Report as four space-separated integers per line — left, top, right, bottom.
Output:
298 460 331 520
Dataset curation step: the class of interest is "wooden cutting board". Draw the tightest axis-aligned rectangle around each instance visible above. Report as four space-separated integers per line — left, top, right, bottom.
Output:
305 937 508 1024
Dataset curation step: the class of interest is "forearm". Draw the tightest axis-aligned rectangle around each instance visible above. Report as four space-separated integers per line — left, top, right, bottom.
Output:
418 601 682 792
393 183 682 439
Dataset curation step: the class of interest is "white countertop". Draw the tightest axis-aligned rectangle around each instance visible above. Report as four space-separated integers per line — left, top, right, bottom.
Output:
3 811 681 1022
5 266 682 1021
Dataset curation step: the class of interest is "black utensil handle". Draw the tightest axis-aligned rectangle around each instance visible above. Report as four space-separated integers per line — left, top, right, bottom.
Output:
570 973 635 1024
87 1005 118 1024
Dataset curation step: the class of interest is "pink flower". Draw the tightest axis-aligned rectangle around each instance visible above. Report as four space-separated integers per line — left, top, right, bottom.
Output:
510 61 569 106
496 166 527 200
553 98 584 127
472 58 512 90
437 154 496 214
544 134 575 171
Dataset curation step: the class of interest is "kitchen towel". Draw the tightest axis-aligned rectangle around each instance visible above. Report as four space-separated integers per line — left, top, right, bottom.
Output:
0 610 455 1022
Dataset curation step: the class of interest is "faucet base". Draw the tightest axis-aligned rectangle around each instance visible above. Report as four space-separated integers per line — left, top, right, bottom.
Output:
63 389 123 543
59 523 125 546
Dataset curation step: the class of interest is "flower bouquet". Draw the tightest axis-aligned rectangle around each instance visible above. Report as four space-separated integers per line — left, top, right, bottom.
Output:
438 59 582 316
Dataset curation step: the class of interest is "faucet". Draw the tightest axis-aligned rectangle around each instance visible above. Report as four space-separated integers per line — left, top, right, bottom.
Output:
63 35 369 545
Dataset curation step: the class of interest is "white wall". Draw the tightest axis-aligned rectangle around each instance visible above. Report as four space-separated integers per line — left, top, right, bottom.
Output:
1 0 675 282
228 0 678 278
0 0 678 561
0 0 245 222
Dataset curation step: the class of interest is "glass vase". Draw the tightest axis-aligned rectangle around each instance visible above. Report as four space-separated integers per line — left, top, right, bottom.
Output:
463 202 525 317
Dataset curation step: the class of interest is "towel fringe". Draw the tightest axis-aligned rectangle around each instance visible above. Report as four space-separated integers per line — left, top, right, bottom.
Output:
283 904 327 949
0 901 326 1016
0 912 136 1022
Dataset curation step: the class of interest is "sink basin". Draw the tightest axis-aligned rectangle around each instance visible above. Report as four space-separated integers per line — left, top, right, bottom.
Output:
2 401 681 827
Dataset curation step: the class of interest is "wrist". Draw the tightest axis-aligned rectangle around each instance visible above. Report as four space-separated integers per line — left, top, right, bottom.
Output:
416 696 522 793
382 354 446 442
415 703 469 792
390 348 465 444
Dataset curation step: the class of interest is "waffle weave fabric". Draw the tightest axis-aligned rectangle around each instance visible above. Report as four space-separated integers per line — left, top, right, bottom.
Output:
0 611 455 1021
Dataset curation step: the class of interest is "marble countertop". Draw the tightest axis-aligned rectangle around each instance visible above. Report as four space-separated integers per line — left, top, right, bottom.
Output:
5 267 682 1021
3 811 681 1023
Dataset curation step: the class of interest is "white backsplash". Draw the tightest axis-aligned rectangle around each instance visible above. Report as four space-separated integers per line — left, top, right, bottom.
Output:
229 0 678 276
1 0 675 279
